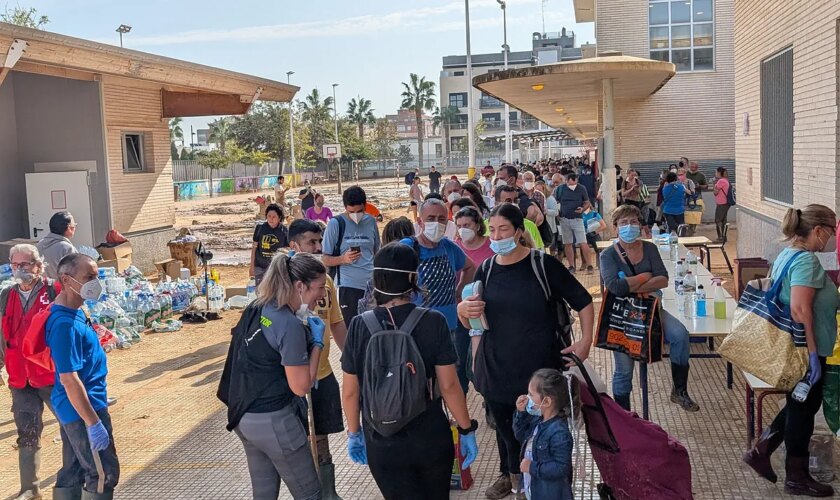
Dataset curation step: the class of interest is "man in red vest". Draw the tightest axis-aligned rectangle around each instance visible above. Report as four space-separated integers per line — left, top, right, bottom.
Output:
1 244 60 500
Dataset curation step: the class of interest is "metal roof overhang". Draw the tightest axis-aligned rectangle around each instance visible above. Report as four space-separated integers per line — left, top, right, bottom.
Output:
473 55 675 140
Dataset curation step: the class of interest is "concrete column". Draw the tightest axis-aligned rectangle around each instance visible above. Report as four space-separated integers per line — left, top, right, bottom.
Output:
602 78 617 219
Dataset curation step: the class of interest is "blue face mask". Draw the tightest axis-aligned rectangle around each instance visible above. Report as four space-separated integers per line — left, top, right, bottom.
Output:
526 396 543 416
490 236 517 256
618 224 641 244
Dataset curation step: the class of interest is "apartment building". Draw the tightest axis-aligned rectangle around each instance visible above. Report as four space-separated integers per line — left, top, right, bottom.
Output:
573 0 734 185
440 30 586 158
733 1 840 259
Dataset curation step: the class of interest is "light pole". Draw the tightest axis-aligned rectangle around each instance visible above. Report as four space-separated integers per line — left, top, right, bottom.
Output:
497 0 511 164
286 71 296 187
464 0 476 176
332 83 342 192
116 24 131 48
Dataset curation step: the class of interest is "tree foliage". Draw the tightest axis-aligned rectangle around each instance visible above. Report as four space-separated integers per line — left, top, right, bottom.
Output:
300 88 336 155
347 97 375 138
400 74 436 169
208 117 230 156
395 145 414 164
370 118 398 158
228 102 313 168
2 5 49 29
433 105 460 164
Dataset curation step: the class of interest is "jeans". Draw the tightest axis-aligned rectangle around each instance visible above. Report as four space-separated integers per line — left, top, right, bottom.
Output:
453 325 471 394
56 408 120 494
769 357 827 457
611 309 690 396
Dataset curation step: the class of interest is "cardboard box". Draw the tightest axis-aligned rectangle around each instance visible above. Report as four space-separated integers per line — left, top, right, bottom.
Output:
98 257 132 273
154 259 182 280
96 241 132 261
226 285 248 299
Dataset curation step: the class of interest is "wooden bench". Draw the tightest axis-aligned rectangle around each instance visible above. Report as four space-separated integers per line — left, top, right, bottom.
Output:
743 371 786 449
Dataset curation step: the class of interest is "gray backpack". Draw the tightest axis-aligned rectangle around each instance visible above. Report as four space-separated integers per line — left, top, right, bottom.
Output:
360 307 430 437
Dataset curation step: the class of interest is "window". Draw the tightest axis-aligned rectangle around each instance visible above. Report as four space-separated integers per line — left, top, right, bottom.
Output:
453 71 465 76
122 133 146 172
760 47 793 205
649 0 714 72
449 92 468 108
509 111 518 122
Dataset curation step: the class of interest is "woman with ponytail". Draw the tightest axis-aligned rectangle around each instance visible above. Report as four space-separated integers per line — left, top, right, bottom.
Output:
743 204 839 497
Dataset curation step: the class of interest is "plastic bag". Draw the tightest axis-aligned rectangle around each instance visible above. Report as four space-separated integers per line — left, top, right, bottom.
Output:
227 295 253 309
151 319 183 333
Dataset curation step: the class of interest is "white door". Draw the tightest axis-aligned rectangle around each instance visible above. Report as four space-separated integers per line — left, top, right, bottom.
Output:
25 171 95 247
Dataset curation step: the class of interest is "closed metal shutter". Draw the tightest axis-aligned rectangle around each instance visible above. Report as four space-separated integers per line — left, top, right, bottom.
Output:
760 47 794 205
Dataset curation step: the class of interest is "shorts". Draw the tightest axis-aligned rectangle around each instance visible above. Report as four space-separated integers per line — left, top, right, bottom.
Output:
311 373 344 435
559 218 587 246
410 201 418 207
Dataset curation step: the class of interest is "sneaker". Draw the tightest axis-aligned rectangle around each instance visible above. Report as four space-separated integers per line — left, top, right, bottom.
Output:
586 265 594 274
485 474 512 500
15 491 41 500
567 266 576 274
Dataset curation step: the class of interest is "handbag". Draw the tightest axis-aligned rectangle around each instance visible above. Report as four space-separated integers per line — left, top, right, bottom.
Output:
718 251 809 391
594 243 665 363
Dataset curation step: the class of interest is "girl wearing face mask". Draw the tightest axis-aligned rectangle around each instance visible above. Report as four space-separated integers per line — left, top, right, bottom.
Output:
598 205 698 413
455 206 494 266
743 205 839 496
220 252 327 500
513 369 573 500
457 202 594 499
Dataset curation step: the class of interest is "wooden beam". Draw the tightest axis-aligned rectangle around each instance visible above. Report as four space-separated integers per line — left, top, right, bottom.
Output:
12 61 97 81
161 90 250 118
0 67 9 86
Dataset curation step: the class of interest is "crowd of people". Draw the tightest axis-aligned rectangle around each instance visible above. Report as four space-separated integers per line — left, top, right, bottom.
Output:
6 155 838 500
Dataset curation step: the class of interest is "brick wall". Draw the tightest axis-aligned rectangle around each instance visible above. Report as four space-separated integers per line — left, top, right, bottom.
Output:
596 0 735 173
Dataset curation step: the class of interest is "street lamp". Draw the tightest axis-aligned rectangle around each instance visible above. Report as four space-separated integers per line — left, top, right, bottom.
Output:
332 83 342 192
287 71 296 186
464 0 476 175
497 0 512 164
116 24 131 48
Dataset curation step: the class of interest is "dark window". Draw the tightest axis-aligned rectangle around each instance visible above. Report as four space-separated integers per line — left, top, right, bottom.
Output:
449 92 468 108
453 71 464 76
122 133 146 172
760 47 793 205
509 111 518 122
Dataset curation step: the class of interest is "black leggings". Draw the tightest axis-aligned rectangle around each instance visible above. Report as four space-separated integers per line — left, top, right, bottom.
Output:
486 399 521 475
367 407 454 500
769 358 826 457
664 213 685 234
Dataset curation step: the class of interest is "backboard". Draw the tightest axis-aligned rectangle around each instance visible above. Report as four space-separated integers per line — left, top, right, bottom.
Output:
322 143 342 160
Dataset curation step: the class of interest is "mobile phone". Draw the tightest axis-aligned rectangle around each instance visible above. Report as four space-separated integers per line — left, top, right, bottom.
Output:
350 246 361 253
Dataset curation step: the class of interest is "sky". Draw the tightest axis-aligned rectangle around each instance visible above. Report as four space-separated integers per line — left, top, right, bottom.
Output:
18 0 595 137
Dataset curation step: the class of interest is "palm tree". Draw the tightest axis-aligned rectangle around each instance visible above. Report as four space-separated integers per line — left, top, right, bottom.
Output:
347 97 376 138
433 105 460 167
401 74 437 168
300 88 335 150
209 117 230 156
169 117 184 144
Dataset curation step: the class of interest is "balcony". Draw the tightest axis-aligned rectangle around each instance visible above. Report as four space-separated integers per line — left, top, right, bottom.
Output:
446 118 542 133
479 96 504 109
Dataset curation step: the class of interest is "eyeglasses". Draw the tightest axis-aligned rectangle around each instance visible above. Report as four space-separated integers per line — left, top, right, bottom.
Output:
10 262 35 270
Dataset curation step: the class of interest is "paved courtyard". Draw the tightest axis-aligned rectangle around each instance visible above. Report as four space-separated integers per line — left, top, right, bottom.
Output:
2 225 838 499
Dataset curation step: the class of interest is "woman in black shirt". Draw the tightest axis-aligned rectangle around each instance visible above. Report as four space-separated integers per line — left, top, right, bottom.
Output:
458 202 595 500
341 243 478 500
251 204 289 284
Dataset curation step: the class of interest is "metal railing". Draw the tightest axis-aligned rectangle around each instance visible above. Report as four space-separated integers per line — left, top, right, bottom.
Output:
479 97 504 109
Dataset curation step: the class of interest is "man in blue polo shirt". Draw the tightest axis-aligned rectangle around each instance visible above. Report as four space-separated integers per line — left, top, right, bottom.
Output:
46 253 119 500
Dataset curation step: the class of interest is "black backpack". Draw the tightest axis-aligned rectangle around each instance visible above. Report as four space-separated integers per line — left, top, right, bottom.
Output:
327 216 346 282
360 307 430 437
726 183 736 207
405 173 413 185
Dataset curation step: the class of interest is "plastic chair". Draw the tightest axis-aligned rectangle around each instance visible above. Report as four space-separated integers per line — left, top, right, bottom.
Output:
705 223 733 273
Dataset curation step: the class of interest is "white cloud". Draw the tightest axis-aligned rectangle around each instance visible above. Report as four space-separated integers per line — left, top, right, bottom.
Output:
104 0 553 47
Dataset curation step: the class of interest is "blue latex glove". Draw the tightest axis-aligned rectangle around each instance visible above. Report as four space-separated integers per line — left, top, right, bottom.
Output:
307 316 325 348
460 432 478 469
347 431 367 465
86 420 110 451
808 352 822 386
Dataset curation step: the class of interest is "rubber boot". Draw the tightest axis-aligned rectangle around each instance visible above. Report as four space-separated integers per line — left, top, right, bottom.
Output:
784 455 834 497
319 463 342 500
52 487 82 500
669 363 700 412
81 490 114 500
742 427 784 483
613 393 631 412
18 447 41 498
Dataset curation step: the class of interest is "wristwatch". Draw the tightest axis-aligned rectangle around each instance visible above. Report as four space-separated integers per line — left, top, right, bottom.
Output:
457 419 479 435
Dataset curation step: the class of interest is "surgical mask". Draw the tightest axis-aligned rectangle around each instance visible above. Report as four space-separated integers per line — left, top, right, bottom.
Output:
618 224 641 244
13 269 35 285
423 222 447 243
490 236 517 256
70 277 103 301
447 192 461 203
567 183 577 191
523 182 535 191
526 396 544 416
458 228 476 242
349 212 364 224
295 290 316 322
820 228 837 253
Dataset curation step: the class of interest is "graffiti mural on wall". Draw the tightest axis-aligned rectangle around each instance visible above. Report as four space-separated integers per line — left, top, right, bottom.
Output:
174 177 279 201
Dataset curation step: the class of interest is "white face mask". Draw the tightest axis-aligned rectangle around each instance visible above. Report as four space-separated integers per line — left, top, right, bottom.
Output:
348 212 364 224
567 183 578 191
458 228 476 242
523 182 535 191
70 277 103 301
447 192 461 203
423 222 447 243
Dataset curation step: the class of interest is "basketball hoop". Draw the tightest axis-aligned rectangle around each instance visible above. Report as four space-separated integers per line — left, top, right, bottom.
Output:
327 153 336 164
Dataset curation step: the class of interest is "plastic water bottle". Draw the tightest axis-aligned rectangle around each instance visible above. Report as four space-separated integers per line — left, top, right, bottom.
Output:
676 284 686 314
713 279 727 319
695 285 707 317
651 224 661 240
686 250 698 275
247 277 257 301
682 272 696 318
675 259 686 278
669 231 679 261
